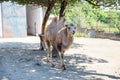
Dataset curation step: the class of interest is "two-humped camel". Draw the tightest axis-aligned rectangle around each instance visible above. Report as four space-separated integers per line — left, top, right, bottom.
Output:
45 17 76 70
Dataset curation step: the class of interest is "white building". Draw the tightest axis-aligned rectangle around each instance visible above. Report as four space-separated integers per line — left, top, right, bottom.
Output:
0 2 44 38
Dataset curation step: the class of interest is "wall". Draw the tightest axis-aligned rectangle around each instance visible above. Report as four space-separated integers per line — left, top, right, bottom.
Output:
78 27 96 38
2 2 27 38
0 4 2 38
26 5 44 36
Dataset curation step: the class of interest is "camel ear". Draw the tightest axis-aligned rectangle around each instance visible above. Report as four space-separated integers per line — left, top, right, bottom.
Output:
65 25 68 27
65 25 70 30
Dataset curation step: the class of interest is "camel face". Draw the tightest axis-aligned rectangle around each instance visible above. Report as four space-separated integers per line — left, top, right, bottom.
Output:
67 23 76 35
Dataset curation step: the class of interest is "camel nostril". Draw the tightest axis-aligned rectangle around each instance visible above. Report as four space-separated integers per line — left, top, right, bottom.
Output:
73 31 75 34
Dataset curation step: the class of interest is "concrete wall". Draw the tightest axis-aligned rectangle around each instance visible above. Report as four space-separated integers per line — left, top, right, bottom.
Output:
0 3 44 38
26 5 44 36
2 2 27 38
0 4 2 38
78 27 96 38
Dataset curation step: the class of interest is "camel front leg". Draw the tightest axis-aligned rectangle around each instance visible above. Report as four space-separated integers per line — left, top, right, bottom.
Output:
59 51 66 71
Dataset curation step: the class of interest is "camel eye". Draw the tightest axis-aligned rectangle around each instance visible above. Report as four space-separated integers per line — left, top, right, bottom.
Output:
68 27 70 29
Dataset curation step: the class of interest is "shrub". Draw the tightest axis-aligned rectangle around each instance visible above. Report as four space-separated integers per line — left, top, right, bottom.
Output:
74 32 90 38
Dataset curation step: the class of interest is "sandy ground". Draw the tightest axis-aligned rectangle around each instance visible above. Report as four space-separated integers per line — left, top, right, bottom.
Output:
0 36 120 80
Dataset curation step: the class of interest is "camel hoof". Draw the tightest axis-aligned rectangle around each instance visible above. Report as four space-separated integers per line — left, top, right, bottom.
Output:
61 65 66 71
51 64 55 67
39 45 44 51
43 58 50 63
52 54 58 58
40 48 44 51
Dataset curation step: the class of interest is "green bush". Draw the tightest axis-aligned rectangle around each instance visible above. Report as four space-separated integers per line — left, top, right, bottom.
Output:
74 32 90 38
51 2 120 34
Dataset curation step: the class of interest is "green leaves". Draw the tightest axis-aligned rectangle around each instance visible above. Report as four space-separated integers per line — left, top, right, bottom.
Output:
1 0 120 9
85 0 117 7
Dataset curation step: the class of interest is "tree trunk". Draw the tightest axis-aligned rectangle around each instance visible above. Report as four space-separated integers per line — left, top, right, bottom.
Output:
52 0 68 57
39 1 55 50
59 0 68 19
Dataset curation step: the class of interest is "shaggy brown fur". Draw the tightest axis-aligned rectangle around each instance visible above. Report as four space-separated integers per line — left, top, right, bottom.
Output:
56 26 74 70
45 17 74 70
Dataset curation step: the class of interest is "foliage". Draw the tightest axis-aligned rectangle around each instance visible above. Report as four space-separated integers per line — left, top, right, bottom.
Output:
85 0 120 8
115 20 120 33
74 32 89 38
53 2 120 34
1 0 120 9
0 0 78 7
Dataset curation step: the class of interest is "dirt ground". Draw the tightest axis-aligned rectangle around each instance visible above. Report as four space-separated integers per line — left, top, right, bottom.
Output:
0 37 120 80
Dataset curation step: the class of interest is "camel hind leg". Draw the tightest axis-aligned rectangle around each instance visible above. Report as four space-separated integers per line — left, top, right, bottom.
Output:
46 40 55 67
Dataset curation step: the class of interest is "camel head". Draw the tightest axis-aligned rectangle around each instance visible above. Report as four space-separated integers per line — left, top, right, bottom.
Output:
66 23 76 35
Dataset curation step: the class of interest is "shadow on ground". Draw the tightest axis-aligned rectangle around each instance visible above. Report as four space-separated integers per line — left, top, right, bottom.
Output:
71 43 85 49
0 42 120 80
